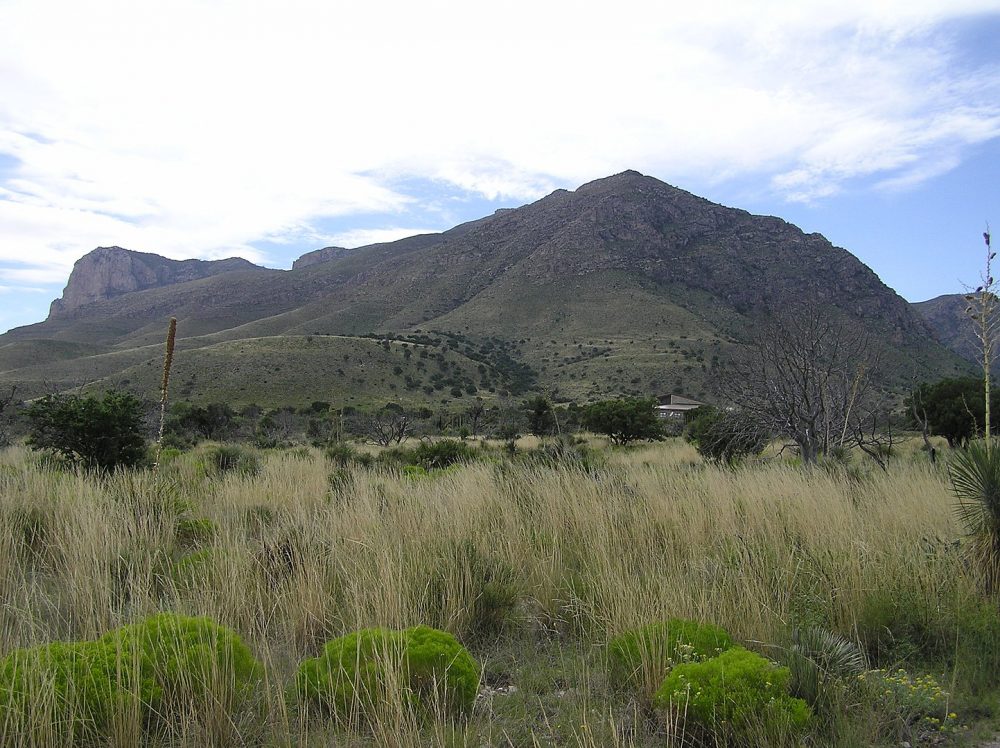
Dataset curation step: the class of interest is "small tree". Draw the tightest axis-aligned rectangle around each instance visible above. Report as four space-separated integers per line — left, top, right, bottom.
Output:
0 384 18 448
524 396 557 437
26 391 147 470
582 398 664 445
363 408 412 447
722 303 883 464
906 378 997 448
685 406 768 464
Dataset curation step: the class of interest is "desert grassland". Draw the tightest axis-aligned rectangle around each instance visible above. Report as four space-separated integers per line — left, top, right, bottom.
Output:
0 438 996 746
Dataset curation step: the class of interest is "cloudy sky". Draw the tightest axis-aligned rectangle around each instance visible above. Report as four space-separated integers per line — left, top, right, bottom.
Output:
1 0 999 334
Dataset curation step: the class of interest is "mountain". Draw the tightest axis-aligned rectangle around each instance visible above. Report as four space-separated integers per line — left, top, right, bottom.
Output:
49 246 267 317
291 246 352 269
913 294 978 364
0 171 971 407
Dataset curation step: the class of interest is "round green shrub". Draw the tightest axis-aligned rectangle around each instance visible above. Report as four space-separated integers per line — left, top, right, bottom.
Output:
654 647 811 737
0 613 261 741
295 625 479 720
608 618 734 686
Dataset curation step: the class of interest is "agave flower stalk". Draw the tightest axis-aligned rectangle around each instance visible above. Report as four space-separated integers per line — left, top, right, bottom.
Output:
964 226 997 450
154 317 177 470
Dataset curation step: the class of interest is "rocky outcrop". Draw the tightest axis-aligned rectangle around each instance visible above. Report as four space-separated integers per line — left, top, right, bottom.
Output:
291 246 352 270
48 247 264 317
913 294 977 364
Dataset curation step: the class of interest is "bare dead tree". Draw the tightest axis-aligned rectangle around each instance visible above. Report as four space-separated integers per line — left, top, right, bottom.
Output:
908 384 937 463
722 304 885 465
466 399 486 438
364 410 412 447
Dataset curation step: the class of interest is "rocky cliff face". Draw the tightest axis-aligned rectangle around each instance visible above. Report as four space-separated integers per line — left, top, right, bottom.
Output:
48 247 264 317
913 294 977 364
291 246 352 269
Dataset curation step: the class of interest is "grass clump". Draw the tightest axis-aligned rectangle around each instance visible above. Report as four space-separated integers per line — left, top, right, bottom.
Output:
0 613 261 742
608 618 733 694
295 625 480 722
654 646 811 742
203 444 261 477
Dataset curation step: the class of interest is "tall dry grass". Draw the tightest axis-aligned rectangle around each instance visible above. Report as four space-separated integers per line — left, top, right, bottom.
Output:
0 440 987 745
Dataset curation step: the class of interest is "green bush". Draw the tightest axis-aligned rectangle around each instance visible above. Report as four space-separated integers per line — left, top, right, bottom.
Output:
203 444 261 477
25 390 146 471
295 625 479 721
0 613 261 741
411 439 476 469
685 406 768 464
608 618 734 689
582 398 664 445
654 647 811 738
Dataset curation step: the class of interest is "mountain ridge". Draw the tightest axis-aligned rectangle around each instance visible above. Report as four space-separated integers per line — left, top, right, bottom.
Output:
1 171 972 406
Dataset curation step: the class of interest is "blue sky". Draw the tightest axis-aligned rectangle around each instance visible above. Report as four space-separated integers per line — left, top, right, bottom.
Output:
1 1 999 334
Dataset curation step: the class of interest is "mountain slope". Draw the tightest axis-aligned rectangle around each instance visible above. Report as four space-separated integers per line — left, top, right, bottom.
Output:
0 171 972 406
913 294 978 365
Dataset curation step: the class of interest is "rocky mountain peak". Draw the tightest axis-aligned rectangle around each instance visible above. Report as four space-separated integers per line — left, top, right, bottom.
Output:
291 246 352 270
49 246 264 317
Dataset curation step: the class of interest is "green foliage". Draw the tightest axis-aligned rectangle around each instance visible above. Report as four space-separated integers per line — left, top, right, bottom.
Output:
325 441 358 466
654 647 811 738
949 439 1000 586
582 397 664 445
26 390 146 471
524 396 557 437
166 401 238 443
0 613 261 741
174 517 217 548
785 627 867 712
859 668 959 737
411 439 476 469
908 377 998 448
295 625 480 721
685 405 768 464
608 619 734 689
203 444 261 477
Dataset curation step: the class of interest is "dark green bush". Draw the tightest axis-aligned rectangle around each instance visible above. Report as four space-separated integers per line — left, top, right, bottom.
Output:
325 441 357 466
0 613 261 741
203 444 261 477
608 618 734 689
411 439 476 469
295 625 479 721
25 390 146 471
654 647 811 739
685 406 768 464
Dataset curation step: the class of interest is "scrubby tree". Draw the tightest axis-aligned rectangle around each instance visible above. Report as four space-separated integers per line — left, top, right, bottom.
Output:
26 390 146 470
524 395 557 436
907 377 998 448
685 405 768 464
722 304 885 464
167 401 237 442
582 397 664 445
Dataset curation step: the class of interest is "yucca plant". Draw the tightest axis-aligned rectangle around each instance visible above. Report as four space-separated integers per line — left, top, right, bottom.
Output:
949 439 1000 588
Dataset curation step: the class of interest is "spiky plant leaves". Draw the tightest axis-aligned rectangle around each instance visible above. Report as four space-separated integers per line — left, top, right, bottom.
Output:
948 439 1000 586
787 627 867 710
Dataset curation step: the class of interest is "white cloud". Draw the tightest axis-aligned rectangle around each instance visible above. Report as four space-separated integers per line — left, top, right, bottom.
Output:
324 227 444 249
0 0 998 295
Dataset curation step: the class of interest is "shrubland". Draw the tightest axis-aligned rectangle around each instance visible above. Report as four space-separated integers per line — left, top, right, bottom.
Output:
0 436 998 746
